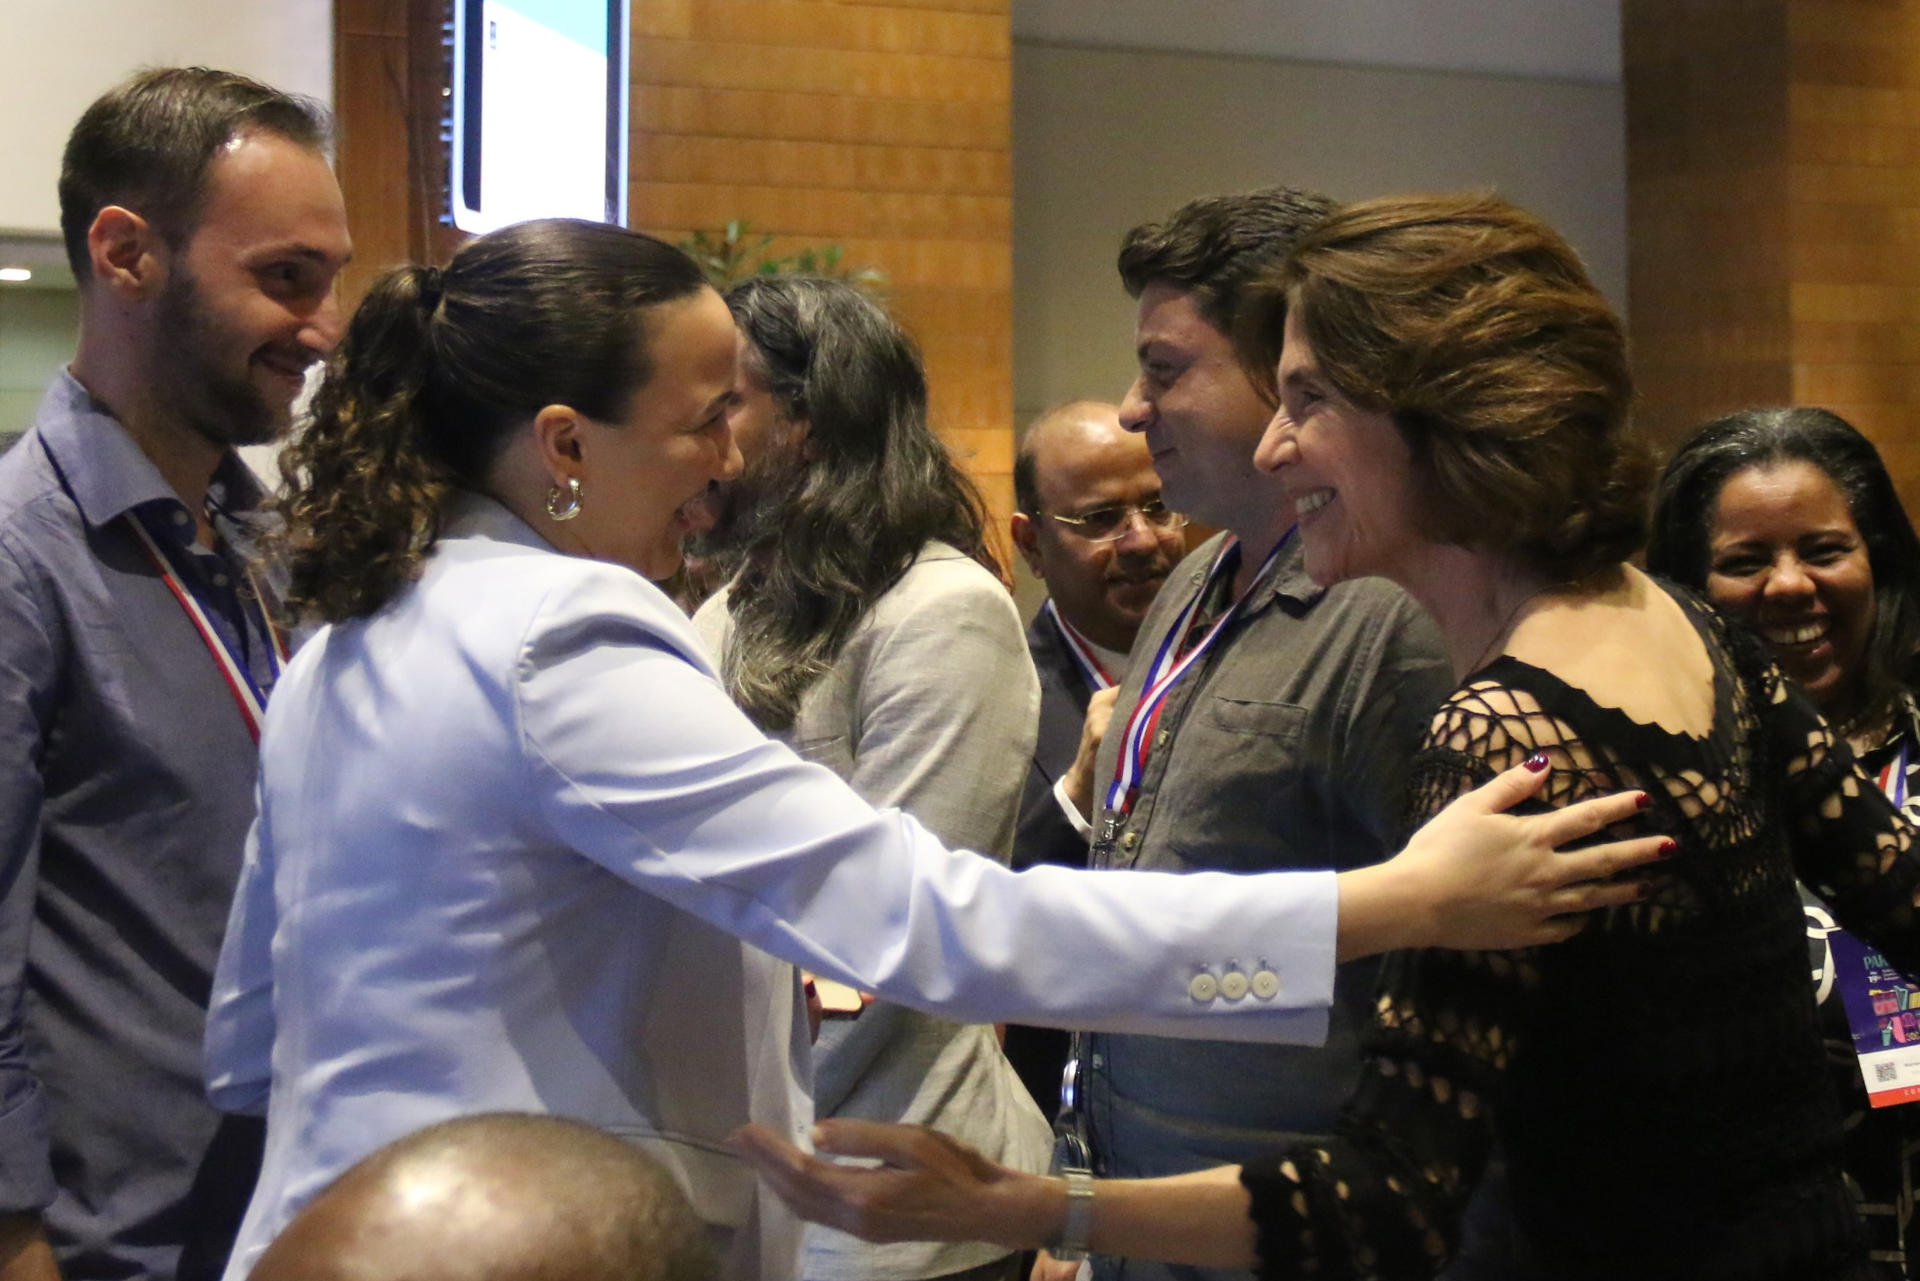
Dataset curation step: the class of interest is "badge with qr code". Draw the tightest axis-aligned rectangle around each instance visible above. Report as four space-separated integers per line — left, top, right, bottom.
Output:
1830 926 1920 1108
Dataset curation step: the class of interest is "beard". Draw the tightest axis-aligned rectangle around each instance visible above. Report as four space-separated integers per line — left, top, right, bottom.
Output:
151 268 295 449
684 436 806 562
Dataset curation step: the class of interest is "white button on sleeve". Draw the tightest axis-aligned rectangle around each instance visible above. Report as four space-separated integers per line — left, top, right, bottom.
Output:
1219 970 1249 1000
1251 970 1281 1000
1187 972 1219 1002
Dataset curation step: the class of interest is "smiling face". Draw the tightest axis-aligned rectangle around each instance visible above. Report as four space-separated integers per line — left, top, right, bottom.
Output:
570 288 744 580
1256 310 1422 587
1118 282 1280 537
1014 406 1183 652
1706 459 1876 718
149 130 352 446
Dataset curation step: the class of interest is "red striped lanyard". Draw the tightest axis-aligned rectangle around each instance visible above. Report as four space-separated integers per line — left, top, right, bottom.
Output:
1103 530 1290 817
125 514 287 743
1878 739 1912 814
1043 599 1116 693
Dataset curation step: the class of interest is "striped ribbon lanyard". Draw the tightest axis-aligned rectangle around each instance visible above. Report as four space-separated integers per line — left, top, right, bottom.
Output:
125 514 287 744
1103 528 1292 818
1877 738 1912 814
1043 598 1116 693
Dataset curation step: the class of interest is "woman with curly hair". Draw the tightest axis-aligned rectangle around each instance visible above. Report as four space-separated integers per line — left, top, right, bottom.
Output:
737 194 1920 1281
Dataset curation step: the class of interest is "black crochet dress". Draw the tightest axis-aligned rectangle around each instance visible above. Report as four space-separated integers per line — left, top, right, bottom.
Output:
1242 587 1920 1281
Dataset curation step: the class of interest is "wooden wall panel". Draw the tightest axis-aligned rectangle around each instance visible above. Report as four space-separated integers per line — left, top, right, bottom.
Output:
332 0 464 314
1786 0 1920 507
631 86 1007 148
1627 0 1920 509
331 0 1016 540
1624 0 1792 453
630 0 1016 540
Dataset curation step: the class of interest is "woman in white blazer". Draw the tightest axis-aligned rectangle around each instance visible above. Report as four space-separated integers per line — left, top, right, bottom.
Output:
203 219 1668 1281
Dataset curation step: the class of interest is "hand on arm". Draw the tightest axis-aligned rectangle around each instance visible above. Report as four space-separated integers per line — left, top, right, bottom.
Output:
0 1215 58 1281
1029 1251 1083 1281
1335 754 1668 961
1059 687 1121 823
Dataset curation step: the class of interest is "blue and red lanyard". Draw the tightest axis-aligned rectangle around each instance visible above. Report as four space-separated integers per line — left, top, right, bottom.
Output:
1043 598 1116 694
1878 739 1912 814
125 512 287 743
1103 529 1292 818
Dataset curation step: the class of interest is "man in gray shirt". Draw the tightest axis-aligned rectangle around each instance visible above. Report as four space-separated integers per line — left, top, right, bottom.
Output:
0 69 350 1280
1063 188 1453 1281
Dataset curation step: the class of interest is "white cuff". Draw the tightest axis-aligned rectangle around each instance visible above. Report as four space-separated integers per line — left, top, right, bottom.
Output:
1053 774 1094 840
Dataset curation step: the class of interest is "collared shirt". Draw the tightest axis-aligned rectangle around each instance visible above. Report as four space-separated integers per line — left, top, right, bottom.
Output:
1079 531 1452 1281
0 372 271 1280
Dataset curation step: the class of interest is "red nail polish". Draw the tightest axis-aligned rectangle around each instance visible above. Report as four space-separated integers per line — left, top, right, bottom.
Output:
1524 752 1549 772
1657 839 1677 858
1636 792 1652 810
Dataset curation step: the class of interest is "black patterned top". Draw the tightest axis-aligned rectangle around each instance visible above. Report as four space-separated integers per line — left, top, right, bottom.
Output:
1242 586 1920 1281
1811 688 1920 1274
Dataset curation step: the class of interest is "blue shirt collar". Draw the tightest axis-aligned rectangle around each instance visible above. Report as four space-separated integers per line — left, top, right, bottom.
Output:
34 369 268 545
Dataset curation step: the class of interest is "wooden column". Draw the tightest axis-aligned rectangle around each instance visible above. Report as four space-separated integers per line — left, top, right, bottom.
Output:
1625 0 1920 506
628 0 1015 533
332 1 465 314
331 1 1014 529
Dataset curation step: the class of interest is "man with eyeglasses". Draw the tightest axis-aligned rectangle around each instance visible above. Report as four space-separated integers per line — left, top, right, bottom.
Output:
1004 401 1186 1117
1037 189 1455 1281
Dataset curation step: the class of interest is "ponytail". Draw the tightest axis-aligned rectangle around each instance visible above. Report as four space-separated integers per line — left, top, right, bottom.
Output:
276 218 712 623
281 263 452 622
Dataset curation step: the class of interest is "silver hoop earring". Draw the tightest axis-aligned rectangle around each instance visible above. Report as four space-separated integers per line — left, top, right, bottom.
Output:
545 477 583 522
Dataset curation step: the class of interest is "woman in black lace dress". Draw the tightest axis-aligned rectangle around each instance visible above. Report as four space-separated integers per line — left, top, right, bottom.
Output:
734 194 1920 1281
1650 408 1920 1274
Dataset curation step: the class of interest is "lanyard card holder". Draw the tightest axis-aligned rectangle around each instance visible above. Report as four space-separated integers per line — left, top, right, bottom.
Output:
1830 925 1920 1108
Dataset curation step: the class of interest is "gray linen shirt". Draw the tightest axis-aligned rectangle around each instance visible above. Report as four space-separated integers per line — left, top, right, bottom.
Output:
1082 531 1451 1281
0 373 271 1279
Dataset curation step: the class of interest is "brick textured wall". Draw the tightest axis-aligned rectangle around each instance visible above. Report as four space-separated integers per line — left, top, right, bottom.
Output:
332 0 1015 538
628 0 1015 539
1626 0 1920 507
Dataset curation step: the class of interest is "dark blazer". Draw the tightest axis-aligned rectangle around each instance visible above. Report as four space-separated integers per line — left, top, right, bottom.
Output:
1012 606 1098 873
1006 603 1101 1118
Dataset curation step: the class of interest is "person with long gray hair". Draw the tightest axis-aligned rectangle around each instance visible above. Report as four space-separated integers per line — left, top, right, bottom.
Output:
688 277 1001 726
692 276 1051 1281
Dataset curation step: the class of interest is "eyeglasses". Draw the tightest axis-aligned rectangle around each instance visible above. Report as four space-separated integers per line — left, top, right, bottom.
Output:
1044 500 1187 543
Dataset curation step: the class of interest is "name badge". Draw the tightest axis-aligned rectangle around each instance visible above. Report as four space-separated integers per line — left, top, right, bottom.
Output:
1830 927 1920 1108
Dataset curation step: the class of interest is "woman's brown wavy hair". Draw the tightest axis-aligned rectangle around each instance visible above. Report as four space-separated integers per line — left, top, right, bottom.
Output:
1237 191 1651 581
279 219 708 622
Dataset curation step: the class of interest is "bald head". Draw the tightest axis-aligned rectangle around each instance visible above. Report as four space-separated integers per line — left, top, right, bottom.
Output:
250 1114 716 1281
1013 401 1184 653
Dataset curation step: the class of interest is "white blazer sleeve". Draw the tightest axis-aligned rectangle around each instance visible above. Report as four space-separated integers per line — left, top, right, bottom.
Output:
203 789 277 1115
515 572 1336 1045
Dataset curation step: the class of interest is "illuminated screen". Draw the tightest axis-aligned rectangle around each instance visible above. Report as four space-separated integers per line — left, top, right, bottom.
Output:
450 0 629 234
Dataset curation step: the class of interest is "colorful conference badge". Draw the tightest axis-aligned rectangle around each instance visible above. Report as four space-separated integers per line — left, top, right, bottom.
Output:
1043 598 1116 694
1098 529 1293 853
126 513 287 744
1822 736 1920 1108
